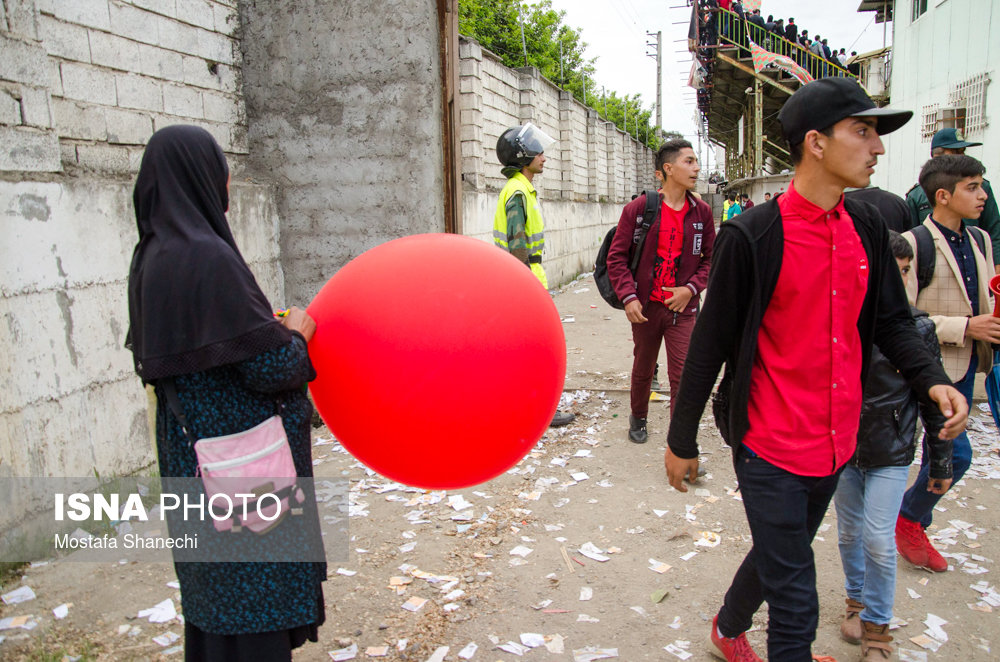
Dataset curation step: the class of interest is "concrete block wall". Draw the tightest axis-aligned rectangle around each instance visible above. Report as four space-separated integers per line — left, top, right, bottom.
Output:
0 0 274 482
1 0 248 175
458 37 654 284
0 179 285 484
240 0 446 306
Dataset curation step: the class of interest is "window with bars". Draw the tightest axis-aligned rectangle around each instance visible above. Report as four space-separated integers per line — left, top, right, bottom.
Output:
949 72 991 135
921 104 939 141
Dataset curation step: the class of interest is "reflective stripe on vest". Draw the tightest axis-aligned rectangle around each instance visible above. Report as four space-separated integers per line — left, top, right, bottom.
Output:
493 172 545 256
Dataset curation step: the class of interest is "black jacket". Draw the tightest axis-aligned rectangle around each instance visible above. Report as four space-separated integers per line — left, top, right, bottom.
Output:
667 196 953 464
854 307 952 477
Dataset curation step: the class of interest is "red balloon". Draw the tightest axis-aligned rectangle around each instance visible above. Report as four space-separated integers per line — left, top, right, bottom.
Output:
306 233 566 489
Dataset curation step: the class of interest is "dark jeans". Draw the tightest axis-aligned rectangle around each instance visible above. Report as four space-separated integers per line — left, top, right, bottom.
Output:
717 447 843 661
900 352 977 527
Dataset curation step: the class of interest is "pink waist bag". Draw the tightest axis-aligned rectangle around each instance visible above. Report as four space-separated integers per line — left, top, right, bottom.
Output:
162 380 304 534
194 415 305 534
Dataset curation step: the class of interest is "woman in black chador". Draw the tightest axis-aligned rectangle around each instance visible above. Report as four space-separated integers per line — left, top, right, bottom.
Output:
127 125 326 661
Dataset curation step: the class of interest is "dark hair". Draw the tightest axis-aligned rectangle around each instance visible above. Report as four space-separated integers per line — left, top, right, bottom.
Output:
919 154 986 203
655 138 694 172
788 125 835 165
888 230 913 261
727 192 736 202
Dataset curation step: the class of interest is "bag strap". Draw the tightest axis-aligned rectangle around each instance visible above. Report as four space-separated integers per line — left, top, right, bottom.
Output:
160 378 198 448
968 225 988 260
160 378 284 449
628 190 660 273
911 224 934 293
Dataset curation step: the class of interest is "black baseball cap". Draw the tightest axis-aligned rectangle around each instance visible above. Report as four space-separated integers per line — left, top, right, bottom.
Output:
778 77 912 147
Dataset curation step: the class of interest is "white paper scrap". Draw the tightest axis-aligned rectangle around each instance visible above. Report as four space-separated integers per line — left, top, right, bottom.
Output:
1 586 36 605
458 642 478 659
520 632 546 648
328 642 358 661
664 643 693 660
571 647 618 662
498 641 529 655
153 631 181 647
425 647 449 662
579 542 610 562
138 598 176 623
580 587 593 601
509 545 533 558
52 603 70 619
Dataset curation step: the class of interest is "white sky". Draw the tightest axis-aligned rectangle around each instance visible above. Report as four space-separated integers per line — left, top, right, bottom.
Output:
544 0 892 156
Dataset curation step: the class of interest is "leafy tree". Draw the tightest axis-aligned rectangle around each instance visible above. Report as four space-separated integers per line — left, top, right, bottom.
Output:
458 0 671 148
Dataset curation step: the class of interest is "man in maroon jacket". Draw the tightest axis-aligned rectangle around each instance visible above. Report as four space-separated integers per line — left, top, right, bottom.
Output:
607 139 716 443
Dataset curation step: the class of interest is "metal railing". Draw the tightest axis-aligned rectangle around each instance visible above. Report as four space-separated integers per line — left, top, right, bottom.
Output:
705 9 854 82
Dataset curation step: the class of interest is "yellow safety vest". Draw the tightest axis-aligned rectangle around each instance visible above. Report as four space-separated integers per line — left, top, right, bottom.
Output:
493 172 547 288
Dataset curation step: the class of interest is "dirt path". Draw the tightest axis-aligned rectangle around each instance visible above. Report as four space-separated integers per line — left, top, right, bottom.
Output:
3 274 999 661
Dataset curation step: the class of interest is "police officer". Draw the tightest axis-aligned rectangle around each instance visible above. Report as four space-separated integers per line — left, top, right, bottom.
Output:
905 128 1000 272
493 123 575 428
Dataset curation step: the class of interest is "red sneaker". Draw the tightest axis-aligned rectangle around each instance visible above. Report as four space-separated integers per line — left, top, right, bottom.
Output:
710 614 763 662
923 534 949 572
895 515 928 568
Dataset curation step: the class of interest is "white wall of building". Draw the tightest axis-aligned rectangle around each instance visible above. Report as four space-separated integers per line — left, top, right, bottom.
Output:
872 0 1000 197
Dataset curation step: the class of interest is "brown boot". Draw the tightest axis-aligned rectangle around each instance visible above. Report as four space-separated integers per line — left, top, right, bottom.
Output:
839 597 864 644
860 620 894 660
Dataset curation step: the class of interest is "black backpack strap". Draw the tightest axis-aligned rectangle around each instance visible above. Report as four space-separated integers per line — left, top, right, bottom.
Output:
628 190 661 273
911 224 934 293
968 225 988 260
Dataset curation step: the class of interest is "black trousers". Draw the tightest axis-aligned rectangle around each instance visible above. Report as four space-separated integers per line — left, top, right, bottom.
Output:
717 446 843 661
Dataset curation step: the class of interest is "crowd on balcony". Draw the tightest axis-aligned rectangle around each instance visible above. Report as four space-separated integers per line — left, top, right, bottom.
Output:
695 1 862 80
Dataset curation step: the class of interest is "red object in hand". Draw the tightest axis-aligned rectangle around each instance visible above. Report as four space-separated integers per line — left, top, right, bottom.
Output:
990 275 1000 317
306 233 566 489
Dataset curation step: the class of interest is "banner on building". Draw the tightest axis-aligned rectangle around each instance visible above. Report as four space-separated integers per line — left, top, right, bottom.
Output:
749 40 814 86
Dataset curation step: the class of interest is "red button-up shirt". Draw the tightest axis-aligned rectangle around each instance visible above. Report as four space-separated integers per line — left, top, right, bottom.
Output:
742 182 869 476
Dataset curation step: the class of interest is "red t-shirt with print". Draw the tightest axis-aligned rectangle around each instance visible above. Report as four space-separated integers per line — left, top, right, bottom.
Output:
650 199 689 303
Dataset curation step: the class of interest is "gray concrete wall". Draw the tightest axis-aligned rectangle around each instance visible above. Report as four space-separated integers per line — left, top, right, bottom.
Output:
0 0 278 483
458 37 656 282
240 0 447 305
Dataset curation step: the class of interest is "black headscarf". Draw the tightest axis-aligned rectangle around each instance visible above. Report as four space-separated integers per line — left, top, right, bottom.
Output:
126 125 291 381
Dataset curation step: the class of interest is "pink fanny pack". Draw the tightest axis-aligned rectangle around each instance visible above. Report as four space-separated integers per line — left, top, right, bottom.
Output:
163 381 304 534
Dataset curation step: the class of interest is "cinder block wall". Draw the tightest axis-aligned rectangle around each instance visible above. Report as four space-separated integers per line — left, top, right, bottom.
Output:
239 0 446 305
458 37 655 286
0 0 283 484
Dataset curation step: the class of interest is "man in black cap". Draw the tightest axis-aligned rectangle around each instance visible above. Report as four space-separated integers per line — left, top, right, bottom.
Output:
905 128 1000 270
664 77 967 662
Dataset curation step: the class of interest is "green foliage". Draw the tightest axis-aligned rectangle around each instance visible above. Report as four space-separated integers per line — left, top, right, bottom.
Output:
458 0 672 148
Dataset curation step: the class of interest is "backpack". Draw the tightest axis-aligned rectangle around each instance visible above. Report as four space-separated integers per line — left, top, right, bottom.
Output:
594 190 660 309
911 223 987 292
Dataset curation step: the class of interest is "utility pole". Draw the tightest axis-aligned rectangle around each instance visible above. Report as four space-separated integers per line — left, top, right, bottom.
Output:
518 5 528 66
559 39 564 87
646 30 662 134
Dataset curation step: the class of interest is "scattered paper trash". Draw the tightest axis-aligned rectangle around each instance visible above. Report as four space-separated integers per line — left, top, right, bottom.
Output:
365 645 388 657
153 631 181 647
138 598 176 623
458 642 478 659
329 642 358 661
520 632 546 648
664 642 692 659
1 585 36 605
509 545 533 558
572 646 618 661
579 587 593 601
52 603 71 619
579 542 610 562
401 596 428 612
498 641 530 655
425 647 449 662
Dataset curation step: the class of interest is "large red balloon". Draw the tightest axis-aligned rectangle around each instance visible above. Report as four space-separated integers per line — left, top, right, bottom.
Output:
306 233 566 489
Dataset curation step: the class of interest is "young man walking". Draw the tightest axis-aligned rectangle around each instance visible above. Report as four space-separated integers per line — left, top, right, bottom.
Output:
835 231 952 661
905 128 1000 271
493 122 575 428
896 154 996 572
664 78 967 661
606 139 715 443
